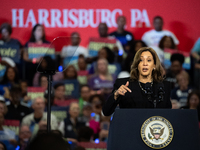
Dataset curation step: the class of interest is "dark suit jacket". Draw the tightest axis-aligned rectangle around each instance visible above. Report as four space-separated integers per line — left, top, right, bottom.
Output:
102 77 172 116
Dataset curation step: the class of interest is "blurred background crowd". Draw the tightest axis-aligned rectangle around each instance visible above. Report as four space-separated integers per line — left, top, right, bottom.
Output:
0 15 200 150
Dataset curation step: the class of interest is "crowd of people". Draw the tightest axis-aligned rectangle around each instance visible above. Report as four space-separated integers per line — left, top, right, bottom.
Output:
0 15 200 150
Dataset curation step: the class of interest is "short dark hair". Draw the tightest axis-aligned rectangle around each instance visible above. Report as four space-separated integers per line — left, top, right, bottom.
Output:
89 94 105 106
54 83 65 90
0 23 12 35
71 31 80 37
153 16 163 22
80 84 90 91
117 15 126 22
170 53 185 65
78 126 94 142
26 132 70 150
10 85 21 96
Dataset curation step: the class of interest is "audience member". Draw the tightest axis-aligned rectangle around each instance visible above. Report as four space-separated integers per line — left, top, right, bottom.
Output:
122 40 147 72
77 55 88 71
170 71 192 107
109 16 134 53
25 132 70 150
79 104 93 124
181 90 200 121
63 65 77 80
88 58 116 97
58 102 85 142
156 36 176 63
165 53 185 88
88 94 105 138
61 32 88 66
191 37 200 89
88 47 115 75
5 86 31 122
18 125 32 150
21 97 58 137
53 83 66 106
0 66 20 92
142 16 179 49
79 85 91 113
77 55 89 85
98 23 124 60
99 116 110 141
23 24 50 86
38 74 48 90
0 113 16 150
0 23 23 78
78 126 93 142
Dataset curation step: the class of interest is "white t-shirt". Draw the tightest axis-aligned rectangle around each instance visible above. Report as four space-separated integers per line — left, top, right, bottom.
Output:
61 45 88 58
142 29 179 47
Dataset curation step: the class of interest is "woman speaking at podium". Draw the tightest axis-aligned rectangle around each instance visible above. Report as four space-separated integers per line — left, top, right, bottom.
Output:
103 47 172 116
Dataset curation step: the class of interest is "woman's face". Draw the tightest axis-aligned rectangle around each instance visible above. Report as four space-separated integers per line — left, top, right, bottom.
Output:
20 82 28 94
98 48 107 59
7 68 15 81
91 97 102 114
1 28 10 41
138 51 155 78
189 94 200 109
97 59 107 74
66 67 76 78
177 75 188 88
54 86 65 99
34 26 44 41
163 37 172 49
78 57 87 70
40 76 48 89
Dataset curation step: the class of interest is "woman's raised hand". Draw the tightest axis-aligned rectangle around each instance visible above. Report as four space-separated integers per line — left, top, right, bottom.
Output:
114 81 132 100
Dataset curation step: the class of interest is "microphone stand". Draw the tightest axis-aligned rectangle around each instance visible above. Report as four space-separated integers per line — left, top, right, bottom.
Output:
44 70 55 133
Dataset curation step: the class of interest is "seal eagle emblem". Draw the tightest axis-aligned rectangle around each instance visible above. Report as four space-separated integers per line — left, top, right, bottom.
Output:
141 116 174 149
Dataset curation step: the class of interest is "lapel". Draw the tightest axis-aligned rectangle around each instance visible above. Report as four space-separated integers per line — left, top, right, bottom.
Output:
129 80 143 100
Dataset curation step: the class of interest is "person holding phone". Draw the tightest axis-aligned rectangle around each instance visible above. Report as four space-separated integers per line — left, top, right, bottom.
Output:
103 47 172 116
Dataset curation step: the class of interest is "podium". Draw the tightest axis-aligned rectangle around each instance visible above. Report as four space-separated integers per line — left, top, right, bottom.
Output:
107 109 200 150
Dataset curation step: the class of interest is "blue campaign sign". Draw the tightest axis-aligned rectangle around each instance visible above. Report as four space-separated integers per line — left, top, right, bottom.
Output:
0 43 20 63
53 79 80 99
45 106 69 123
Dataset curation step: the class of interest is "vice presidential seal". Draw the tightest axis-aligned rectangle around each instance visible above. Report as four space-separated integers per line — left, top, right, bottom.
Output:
141 116 173 149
